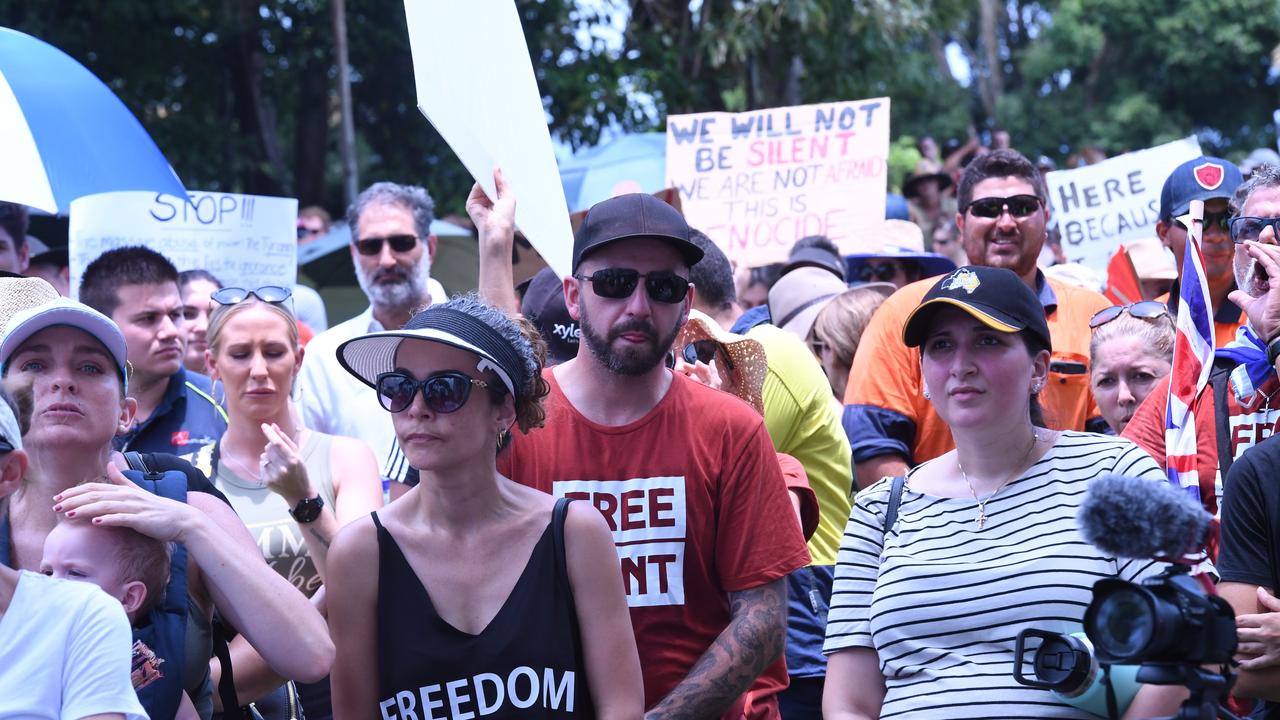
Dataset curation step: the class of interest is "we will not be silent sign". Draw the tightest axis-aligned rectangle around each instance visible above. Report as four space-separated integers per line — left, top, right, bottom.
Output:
665 98 890 267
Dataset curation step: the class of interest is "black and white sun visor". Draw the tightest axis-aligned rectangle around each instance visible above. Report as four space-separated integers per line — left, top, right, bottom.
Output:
336 307 527 398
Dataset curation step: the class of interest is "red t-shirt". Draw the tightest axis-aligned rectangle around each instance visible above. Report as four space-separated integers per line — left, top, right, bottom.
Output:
499 371 811 719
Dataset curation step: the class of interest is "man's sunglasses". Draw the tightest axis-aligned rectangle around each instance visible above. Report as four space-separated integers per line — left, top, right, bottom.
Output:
1174 211 1231 233
1229 217 1280 244
576 268 690 304
964 195 1043 219
212 286 293 305
681 339 734 370
1089 301 1169 329
375 370 489 414
354 234 418 256
856 263 900 283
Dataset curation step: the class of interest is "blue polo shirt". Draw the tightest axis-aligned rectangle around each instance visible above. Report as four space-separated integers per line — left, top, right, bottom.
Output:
115 368 227 459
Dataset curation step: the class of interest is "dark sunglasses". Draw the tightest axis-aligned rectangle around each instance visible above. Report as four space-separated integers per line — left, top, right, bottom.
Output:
965 195 1043 219
681 339 734 370
1229 216 1280 244
375 370 489 414
211 286 293 305
354 234 418 256
297 226 323 239
1174 210 1231 233
856 263 900 283
1089 301 1170 329
575 268 690 304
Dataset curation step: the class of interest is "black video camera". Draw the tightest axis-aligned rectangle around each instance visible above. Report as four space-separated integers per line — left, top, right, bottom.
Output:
1084 565 1235 666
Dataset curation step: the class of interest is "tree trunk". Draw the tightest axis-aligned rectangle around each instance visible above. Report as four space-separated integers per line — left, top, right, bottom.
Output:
293 59 330 208
978 0 1003 122
222 0 286 195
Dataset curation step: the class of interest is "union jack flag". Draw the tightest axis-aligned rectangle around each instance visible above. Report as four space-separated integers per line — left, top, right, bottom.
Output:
1164 201 1213 503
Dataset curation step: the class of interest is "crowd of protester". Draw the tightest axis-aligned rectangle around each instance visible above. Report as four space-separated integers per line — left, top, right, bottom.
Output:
6 134 1280 720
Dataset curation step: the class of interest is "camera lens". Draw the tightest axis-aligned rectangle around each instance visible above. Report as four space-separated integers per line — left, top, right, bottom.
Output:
1088 587 1155 660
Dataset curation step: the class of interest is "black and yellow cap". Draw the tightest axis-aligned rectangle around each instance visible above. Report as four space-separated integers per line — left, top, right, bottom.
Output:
902 266 1052 350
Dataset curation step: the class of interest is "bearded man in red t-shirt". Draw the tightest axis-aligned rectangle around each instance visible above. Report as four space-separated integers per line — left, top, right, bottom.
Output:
495 192 811 720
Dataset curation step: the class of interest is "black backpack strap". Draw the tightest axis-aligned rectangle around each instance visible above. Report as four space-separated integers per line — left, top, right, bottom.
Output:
551 497 572 578
1211 368 1234 481
124 451 163 481
883 475 906 535
211 615 246 719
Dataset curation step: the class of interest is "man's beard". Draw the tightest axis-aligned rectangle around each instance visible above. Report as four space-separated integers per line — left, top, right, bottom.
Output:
356 255 432 312
579 304 681 376
1235 251 1270 298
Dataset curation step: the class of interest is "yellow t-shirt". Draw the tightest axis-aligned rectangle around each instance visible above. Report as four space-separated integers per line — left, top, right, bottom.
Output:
748 324 852 566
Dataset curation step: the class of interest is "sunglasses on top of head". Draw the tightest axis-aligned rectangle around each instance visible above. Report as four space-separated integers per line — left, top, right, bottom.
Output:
375 370 490 414
575 268 690 304
211 286 293 306
1089 301 1170 329
964 195 1043 219
354 234 418 256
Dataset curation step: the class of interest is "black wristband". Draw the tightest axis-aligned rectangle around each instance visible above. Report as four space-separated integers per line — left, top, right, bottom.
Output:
289 495 325 524
1267 336 1280 367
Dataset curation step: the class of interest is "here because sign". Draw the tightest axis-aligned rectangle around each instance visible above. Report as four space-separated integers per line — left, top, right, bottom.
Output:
1045 136 1202 273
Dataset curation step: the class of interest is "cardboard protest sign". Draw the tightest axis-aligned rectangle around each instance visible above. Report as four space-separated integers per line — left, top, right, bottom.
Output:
403 0 573 277
665 98 890 267
69 191 298 297
1045 136 1202 272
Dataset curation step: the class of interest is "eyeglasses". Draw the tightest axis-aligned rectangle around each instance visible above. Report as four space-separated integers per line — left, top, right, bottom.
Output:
575 268 690 304
681 339 734 370
1089 301 1170 329
375 370 489 414
856 263 900 283
297 226 324 240
964 195 1043 219
1229 217 1280 244
211 286 293 305
1174 210 1231 233
354 234 418 256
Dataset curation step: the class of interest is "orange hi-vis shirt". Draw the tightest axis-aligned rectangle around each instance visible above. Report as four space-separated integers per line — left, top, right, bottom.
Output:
843 272 1111 466
1158 286 1248 349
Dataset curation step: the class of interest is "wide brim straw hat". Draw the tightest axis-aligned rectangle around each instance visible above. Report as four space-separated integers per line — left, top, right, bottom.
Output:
677 310 768 415
902 159 953 198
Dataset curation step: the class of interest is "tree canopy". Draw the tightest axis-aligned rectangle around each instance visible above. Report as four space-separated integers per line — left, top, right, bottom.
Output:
4 0 1278 215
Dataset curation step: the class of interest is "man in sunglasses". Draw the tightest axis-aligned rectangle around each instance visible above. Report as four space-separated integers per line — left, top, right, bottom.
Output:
1123 163 1280 520
297 181 438 492
843 219 956 290
79 247 227 459
842 149 1112 488
1154 156 1246 348
495 193 810 720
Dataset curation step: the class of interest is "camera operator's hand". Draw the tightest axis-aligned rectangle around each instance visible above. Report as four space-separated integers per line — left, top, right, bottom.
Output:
1234 587 1280 669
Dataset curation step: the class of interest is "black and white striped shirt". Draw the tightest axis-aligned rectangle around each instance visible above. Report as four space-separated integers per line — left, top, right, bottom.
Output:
824 432 1166 719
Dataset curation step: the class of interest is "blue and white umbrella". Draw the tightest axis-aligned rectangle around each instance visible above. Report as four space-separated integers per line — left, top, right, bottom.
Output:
0 27 187 213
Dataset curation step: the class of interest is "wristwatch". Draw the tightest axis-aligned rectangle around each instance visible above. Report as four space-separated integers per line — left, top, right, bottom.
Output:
289 495 325 524
1268 335 1280 368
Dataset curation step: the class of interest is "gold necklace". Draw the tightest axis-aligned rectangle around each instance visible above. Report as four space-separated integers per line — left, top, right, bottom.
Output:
958 429 1039 529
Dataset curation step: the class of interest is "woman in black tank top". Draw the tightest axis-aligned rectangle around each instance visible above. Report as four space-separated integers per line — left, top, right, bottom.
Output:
326 295 643 720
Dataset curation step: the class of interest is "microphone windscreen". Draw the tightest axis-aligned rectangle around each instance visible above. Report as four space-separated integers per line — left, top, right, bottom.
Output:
1078 474 1212 559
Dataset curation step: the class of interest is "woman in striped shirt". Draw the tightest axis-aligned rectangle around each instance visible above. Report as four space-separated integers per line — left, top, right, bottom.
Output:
822 266 1186 719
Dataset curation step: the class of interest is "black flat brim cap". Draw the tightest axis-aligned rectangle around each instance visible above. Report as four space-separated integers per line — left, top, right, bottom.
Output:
902 266 1052 351
572 193 704 272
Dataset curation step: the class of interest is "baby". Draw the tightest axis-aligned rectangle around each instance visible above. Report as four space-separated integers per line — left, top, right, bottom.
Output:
40 519 199 720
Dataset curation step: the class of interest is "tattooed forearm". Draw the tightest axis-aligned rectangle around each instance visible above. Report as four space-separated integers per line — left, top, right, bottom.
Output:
308 528 331 549
644 578 787 720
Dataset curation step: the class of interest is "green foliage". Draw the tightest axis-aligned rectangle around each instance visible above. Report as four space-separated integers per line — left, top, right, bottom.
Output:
2 0 1278 223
